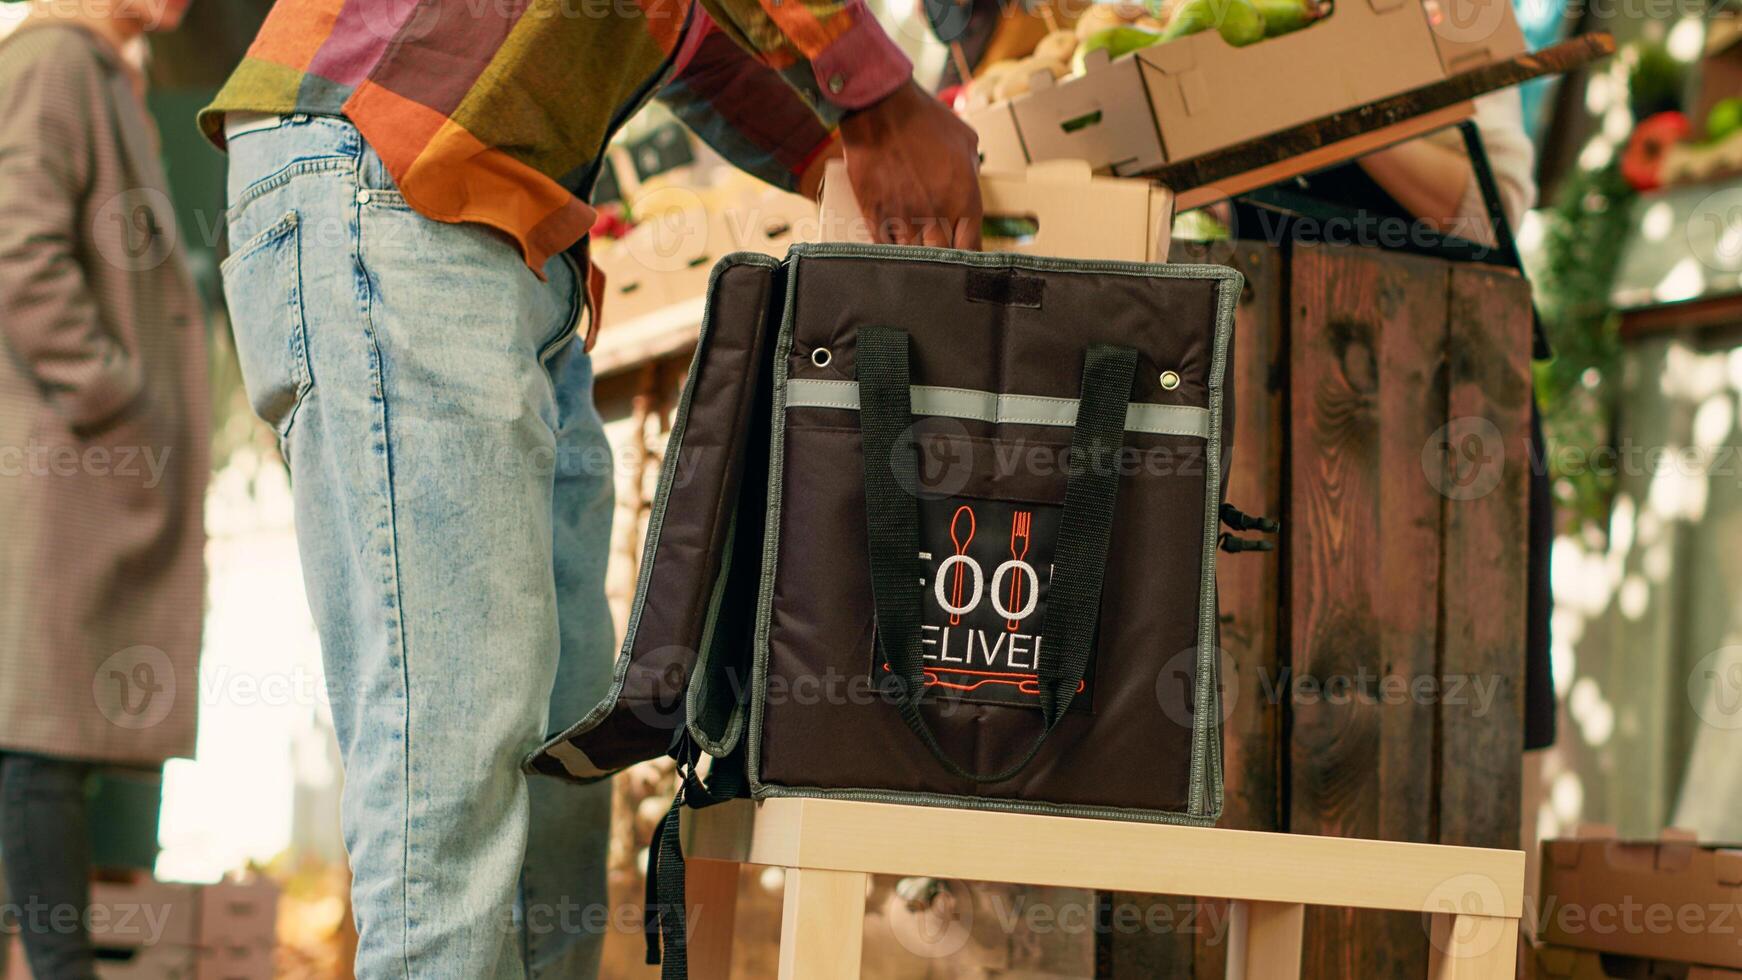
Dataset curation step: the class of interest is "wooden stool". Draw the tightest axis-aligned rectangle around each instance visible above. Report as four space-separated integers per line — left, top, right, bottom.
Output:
681 798 1523 979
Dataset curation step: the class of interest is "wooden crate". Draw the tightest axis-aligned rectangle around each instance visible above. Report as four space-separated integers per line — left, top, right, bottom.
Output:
1101 239 1533 979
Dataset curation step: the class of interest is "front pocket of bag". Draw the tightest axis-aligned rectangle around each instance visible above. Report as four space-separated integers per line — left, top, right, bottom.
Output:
762 416 1208 807
221 211 312 444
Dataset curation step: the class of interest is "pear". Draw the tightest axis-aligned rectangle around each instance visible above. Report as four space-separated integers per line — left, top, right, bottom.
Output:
1162 0 1266 46
1073 25 1164 71
1252 0 1318 35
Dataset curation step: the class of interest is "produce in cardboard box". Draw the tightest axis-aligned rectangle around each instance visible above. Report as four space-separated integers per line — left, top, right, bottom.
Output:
992 54 1071 100
1251 0 1322 35
1161 0 1266 46
1074 3 1132 38
965 0 1329 108
1073 25 1163 69
1706 96 1742 143
1034 29 1080 63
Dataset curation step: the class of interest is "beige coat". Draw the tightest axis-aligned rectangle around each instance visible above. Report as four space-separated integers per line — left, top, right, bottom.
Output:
0 23 208 766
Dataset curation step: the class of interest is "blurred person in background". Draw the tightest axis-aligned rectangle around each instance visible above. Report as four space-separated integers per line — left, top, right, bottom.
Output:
199 0 981 977
0 0 205 977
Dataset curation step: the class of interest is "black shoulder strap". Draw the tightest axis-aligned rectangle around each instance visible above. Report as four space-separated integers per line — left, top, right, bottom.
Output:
644 735 747 978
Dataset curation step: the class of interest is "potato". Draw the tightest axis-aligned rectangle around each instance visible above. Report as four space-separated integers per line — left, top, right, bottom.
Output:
1074 4 1126 39
989 57 1064 100
1033 29 1078 63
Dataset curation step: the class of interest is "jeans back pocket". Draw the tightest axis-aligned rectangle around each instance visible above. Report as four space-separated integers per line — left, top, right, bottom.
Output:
221 210 312 445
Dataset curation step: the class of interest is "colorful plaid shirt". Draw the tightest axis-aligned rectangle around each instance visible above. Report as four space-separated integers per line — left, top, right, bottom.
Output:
198 0 910 274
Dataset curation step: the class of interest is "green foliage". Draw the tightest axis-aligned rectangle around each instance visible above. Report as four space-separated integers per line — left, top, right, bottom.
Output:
1627 38 1688 119
1529 160 1635 529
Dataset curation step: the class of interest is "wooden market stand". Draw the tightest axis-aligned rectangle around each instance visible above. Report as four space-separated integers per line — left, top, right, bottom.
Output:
592 35 1614 979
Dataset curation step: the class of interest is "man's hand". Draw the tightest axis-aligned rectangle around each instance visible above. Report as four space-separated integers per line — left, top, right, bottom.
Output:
838 82 983 250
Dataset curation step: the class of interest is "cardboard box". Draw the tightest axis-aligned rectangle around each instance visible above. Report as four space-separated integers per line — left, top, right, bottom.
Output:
964 101 1028 174
4 876 277 980
88 877 201 948
976 0 1524 177
7 936 197 980
712 188 818 258
1535 943 1742 979
591 231 676 326
817 159 1172 262
594 185 818 329
195 879 277 949
192 942 273 980
1539 829 1742 970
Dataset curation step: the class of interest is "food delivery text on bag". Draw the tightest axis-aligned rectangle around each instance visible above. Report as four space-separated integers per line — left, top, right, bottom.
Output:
895 494 1096 713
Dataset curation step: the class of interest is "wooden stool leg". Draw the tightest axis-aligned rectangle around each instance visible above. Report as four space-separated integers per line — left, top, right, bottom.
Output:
685 857 740 980
1227 900 1305 980
1427 913 1520 980
777 867 868 980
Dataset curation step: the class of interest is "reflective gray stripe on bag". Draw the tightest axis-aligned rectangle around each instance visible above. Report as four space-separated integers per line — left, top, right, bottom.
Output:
530 244 1241 831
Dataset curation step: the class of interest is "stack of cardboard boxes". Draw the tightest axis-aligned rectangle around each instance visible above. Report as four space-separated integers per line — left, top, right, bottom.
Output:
591 185 818 327
965 0 1526 183
5 875 278 980
1534 828 1742 979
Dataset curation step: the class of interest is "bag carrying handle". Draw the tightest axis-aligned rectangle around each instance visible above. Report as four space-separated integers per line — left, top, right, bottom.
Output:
856 326 1137 783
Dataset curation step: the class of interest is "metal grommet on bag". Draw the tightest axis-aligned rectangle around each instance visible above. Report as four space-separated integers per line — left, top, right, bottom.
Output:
811 347 832 368
1159 370 1181 390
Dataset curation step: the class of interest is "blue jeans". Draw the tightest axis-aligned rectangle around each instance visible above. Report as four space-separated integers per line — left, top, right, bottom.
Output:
219 115 613 979
1 754 96 980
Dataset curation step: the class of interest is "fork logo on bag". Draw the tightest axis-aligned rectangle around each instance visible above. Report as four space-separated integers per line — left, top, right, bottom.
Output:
875 495 1095 712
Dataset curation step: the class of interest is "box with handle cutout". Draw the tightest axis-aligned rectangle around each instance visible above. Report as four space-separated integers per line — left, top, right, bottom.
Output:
968 0 1524 177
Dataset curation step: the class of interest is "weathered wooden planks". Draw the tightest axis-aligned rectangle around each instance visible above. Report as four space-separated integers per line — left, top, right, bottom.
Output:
1288 243 1447 979
1100 240 1288 977
1439 263 1532 852
1103 242 1532 978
